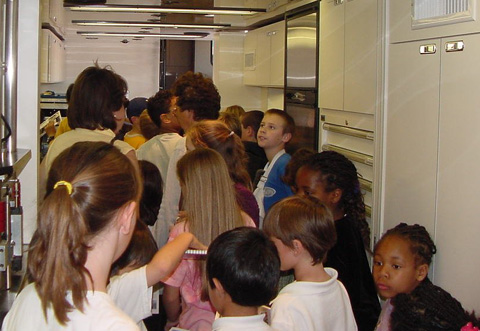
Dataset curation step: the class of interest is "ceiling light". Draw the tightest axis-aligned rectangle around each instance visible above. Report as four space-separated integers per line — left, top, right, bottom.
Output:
66 4 266 15
77 31 206 38
72 20 231 29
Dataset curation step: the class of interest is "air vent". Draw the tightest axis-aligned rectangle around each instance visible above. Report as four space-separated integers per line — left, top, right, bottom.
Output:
244 51 255 70
412 0 475 29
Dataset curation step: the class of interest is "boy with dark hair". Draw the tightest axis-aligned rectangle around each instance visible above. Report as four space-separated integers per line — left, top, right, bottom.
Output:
124 97 148 149
240 110 268 182
136 89 182 245
171 71 221 130
206 227 280 331
254 108 295 227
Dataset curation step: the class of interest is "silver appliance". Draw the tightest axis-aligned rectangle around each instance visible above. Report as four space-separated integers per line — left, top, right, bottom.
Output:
284 4 319 153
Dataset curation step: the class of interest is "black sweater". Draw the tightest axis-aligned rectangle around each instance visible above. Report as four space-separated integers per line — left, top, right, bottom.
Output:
325 215 381 331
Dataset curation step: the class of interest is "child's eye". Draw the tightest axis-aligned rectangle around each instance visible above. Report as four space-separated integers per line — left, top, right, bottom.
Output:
269 125 275 130
392 264 401 270
373 261 382 267
260 123 265 128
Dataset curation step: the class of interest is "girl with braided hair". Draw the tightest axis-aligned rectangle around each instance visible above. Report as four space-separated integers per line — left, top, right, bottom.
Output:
294 150 380 331
373 223 479 330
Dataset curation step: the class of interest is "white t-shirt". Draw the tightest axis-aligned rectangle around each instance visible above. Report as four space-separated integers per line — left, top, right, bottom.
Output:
270 268 357 331
212 314 273 331
154 136 186 246
136 132 183 181
108 265 153 326
2 282 139 330
136 133 183 246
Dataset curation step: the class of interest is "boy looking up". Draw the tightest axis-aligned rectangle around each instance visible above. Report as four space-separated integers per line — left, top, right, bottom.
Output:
254 109 295 227
206 227 280 331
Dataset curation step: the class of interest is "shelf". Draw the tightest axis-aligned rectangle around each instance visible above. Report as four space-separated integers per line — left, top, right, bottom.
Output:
0 149 32 177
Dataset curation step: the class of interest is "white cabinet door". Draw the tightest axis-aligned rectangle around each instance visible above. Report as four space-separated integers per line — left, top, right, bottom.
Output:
40 29 66 83
383 39 441 235
243 29 258 86
269 21 285 87
320 0 344 110
243 21 285 87
344 0 377 114
320 0 377 114
435 34 480 312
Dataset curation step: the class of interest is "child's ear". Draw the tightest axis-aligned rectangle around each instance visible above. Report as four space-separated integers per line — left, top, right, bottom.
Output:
212 278 227 299
292 239 304 256
119 201 136 235
281 132 292 143
416 263 429 282
160 113 171 124
330 188 343 205
246 126 254 137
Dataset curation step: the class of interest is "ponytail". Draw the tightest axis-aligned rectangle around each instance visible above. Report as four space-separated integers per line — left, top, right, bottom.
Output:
29 187 90 323
28 141 140 324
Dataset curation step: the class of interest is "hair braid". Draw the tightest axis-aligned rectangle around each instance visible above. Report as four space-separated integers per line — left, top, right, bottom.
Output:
378 223 436 266
391 278 471 330
304 151 371 249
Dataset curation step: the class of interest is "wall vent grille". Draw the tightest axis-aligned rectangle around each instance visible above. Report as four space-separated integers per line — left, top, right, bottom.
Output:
414 0 469 20
412 0 475 29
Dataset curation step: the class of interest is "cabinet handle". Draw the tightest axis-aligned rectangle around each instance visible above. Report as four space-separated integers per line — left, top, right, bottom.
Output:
419 44 436 55
334 0 344 5
445 41 464 52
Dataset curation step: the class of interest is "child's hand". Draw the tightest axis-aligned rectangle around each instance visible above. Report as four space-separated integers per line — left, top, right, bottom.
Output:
190 235 208 251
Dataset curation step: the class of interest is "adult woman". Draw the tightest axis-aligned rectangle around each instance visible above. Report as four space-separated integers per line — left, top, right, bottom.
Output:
40 65 137 197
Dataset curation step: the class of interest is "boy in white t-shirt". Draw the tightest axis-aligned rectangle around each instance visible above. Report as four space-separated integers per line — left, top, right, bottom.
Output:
263 196 357 331
206 227 280 331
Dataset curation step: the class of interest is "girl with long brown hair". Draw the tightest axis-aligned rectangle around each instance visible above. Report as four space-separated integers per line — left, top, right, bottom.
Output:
162 148 254 331
186 120 259 226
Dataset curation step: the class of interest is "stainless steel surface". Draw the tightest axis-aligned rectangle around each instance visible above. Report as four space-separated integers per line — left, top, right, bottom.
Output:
359 177 372 193
323 123 374 140
321 143 374 166
284 4 319 153
286 9 318 88
445 40 464 52
4 0 18 153
419 43 437 54
0 149 31 177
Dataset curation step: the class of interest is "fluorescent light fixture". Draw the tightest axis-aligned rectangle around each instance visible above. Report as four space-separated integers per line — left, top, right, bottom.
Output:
66 4 266 15
72 20 231 29
77 31 206 38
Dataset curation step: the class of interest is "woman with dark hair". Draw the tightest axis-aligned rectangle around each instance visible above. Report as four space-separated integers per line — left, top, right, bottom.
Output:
40 64 137 197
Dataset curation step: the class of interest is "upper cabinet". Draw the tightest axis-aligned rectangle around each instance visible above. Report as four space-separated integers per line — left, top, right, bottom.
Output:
244 20 285 88
319 0 378 114
40 0 66 83
40 29 66 84
41 0 65 35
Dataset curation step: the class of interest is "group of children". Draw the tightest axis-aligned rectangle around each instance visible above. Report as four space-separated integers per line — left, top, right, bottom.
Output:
5 66 479 331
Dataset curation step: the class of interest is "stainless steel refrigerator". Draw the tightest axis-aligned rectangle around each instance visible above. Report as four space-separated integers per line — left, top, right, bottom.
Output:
284 4 319 153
